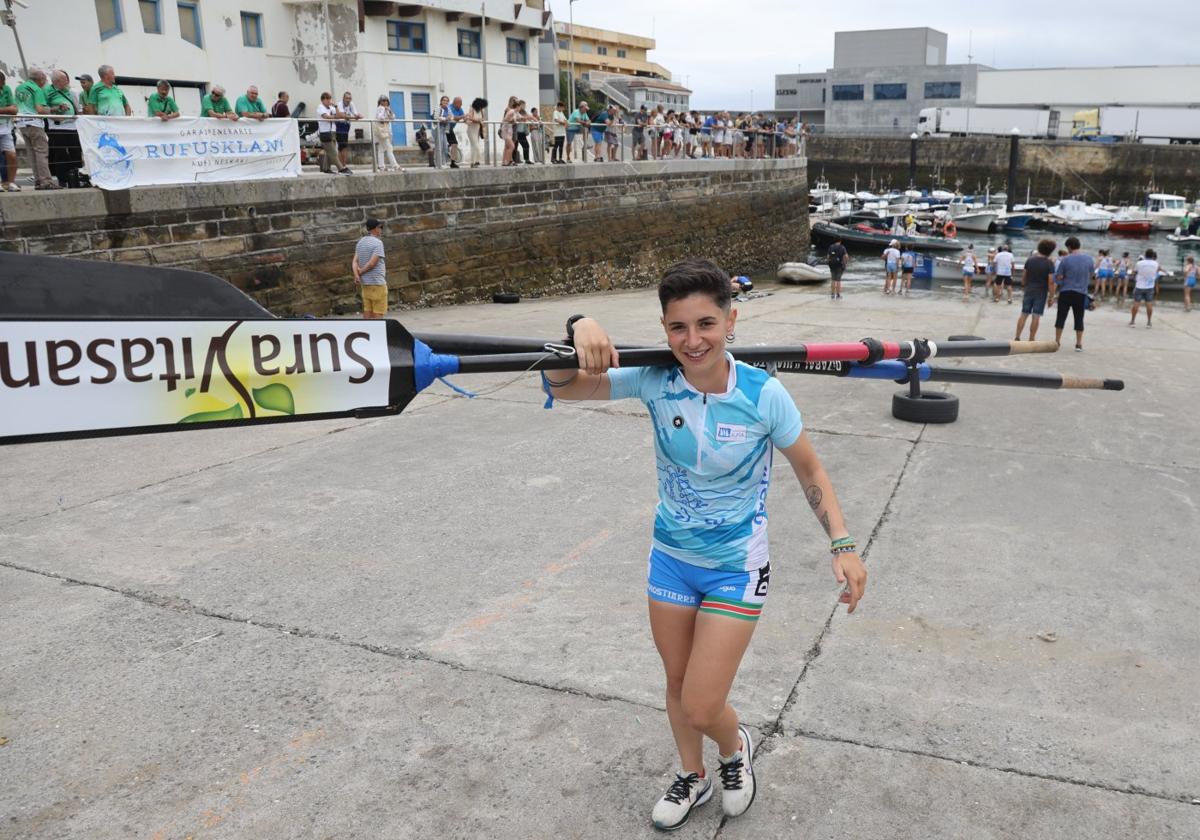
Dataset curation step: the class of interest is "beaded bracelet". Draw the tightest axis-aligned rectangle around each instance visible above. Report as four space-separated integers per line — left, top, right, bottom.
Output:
830 536 857 555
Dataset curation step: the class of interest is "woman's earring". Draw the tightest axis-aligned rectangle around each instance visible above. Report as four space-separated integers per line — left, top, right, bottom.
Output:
726 332 736 343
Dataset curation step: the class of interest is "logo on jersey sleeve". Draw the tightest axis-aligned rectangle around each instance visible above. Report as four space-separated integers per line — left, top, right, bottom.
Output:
715 423 747 442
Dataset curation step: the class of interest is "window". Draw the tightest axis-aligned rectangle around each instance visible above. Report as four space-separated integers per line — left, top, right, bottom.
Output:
831 84 863 101
139 0 161 33
558 39 569 49
579 42 592 53
617 49 626 58
873 83 906 100
95 0 123 38
387 20 426 52
457 28 481 59
924 81 962 100
177 1 202 47
240 11 262 47
506 37 528 65
596 45 607 55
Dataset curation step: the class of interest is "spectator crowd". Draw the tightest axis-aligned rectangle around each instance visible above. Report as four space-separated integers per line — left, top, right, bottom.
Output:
0 63 807 190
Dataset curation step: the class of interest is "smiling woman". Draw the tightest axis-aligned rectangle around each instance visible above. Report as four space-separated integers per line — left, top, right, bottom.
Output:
544 258 866 830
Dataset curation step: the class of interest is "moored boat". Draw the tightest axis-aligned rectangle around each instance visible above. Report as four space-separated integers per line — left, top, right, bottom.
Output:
810 221 963 252
1107 218 1153 235
1047 199 1112 232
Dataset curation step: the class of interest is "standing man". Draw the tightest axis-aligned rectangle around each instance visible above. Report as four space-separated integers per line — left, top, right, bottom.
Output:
15 69 59 191
1051 236 1093 352
1129 248 1160 329
45 70 84 188
633 105 648 161
1015 239 1055 341
336 91 360 173
352 218 388 319
236 86 269 121
271 91 290 118
76 73 95 115
567 101 589 163
89 65 131 116
827 235 848 300
0 71 19 192
201 85 238 120
993 244 1015 304
147 80 180 120
316 92 343 175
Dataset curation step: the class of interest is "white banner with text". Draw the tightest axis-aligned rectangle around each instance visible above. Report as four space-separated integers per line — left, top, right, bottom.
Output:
76 117 301 190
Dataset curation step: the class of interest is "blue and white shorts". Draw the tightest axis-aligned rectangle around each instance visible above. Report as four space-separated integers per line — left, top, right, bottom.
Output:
647 548 769 621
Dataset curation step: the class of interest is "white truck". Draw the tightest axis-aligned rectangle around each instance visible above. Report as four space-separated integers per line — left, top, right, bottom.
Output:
1072 107 1200 144
917 107 1061 139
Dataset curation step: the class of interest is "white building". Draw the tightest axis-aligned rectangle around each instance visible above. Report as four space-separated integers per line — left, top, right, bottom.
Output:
0 1 546 146
976 66 1200 109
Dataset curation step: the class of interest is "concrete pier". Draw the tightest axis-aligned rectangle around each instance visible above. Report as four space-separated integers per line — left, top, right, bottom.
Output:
2 279 1197 838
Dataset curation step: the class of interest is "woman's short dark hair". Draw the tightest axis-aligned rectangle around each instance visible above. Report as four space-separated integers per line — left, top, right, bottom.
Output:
1065 236 1081 250
1037 239 1056 256
471 97 487 111
658 259 732 312
1145 248 1157 260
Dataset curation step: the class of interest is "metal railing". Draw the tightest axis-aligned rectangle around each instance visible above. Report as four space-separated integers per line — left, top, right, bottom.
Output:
1 114 807 185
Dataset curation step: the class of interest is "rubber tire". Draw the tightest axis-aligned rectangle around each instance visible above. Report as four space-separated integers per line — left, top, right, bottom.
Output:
492 292 520 304
946 334 984 342
892 390 959 424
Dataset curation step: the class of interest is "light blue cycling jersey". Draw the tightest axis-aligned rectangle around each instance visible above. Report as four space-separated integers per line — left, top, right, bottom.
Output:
608 355 803 571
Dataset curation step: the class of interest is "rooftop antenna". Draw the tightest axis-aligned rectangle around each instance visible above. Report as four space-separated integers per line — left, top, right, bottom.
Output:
967 30 973 64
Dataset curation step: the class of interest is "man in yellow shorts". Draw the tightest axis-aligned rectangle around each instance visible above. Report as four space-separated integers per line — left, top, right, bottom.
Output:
352 218 388 318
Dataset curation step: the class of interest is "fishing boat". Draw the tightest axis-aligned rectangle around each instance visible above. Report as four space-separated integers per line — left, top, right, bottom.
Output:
948 209 999 232
810 221 962 252
1046 199 1113 232
1145 194 1189 230
1166 233 1200 246
917 255 1026 283
777 262 831 284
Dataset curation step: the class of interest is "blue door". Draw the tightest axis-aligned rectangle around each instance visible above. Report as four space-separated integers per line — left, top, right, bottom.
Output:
389 92 407 146
411 92 433 145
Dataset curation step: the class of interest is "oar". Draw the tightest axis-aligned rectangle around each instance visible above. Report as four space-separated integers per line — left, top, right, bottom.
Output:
0 319 1060 446
769 359 1124 391
415 334 1122 391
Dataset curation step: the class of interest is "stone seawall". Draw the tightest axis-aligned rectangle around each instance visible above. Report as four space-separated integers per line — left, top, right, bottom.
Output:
807 136 1200 204
0 160 809 316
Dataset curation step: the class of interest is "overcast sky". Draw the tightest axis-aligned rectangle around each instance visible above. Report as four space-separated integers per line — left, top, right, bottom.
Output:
550 1 1193 110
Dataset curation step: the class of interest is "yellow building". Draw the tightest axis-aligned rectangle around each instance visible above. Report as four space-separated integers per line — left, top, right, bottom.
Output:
553 21 671 81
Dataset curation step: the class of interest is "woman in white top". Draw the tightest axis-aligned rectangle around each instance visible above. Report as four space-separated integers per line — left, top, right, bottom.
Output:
960 244 977 302
466 97 486 167
551 101 568 164
373 96 400 171
500 95 518 166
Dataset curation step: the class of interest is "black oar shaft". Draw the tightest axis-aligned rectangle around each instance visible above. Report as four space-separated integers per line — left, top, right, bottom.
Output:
923 367 1124 390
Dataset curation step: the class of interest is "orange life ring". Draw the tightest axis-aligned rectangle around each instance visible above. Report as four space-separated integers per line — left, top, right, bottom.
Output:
943 221 958 238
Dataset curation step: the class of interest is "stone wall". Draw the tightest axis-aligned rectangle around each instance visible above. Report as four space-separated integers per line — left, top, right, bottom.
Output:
0 159 809 316
807 136 1200 204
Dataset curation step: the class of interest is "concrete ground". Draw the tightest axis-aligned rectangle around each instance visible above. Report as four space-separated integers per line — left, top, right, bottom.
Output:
2 275 1198 839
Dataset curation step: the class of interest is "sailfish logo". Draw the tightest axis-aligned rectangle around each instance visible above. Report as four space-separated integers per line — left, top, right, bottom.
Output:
92 131 135 188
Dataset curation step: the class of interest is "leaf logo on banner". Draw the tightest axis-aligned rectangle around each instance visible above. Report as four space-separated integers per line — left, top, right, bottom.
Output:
251 383 295 415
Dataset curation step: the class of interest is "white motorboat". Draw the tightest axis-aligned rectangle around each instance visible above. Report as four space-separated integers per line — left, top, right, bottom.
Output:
1047 199 1113 232
1145 193 1189 230
949 210 1000 232
929 255 1025 282
777 262 831 283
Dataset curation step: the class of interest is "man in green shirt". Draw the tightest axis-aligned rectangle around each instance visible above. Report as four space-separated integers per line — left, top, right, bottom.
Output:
200 85 238 120
88 65 131 117
46 69 84 188
235 85 268 121
15 69 57 189
147 80 180 121
0 70 17 192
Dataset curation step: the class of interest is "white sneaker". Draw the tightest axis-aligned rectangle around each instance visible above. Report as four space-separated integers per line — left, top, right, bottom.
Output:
651 772 712 831
718 725 756 817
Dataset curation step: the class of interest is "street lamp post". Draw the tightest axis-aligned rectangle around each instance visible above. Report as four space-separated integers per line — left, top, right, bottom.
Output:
568 0 579 115
481 2 489 165
909 132 918 188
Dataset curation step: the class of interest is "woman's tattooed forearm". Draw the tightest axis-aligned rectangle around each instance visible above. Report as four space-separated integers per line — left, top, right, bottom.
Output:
805 484 823 511
820 511 831 534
